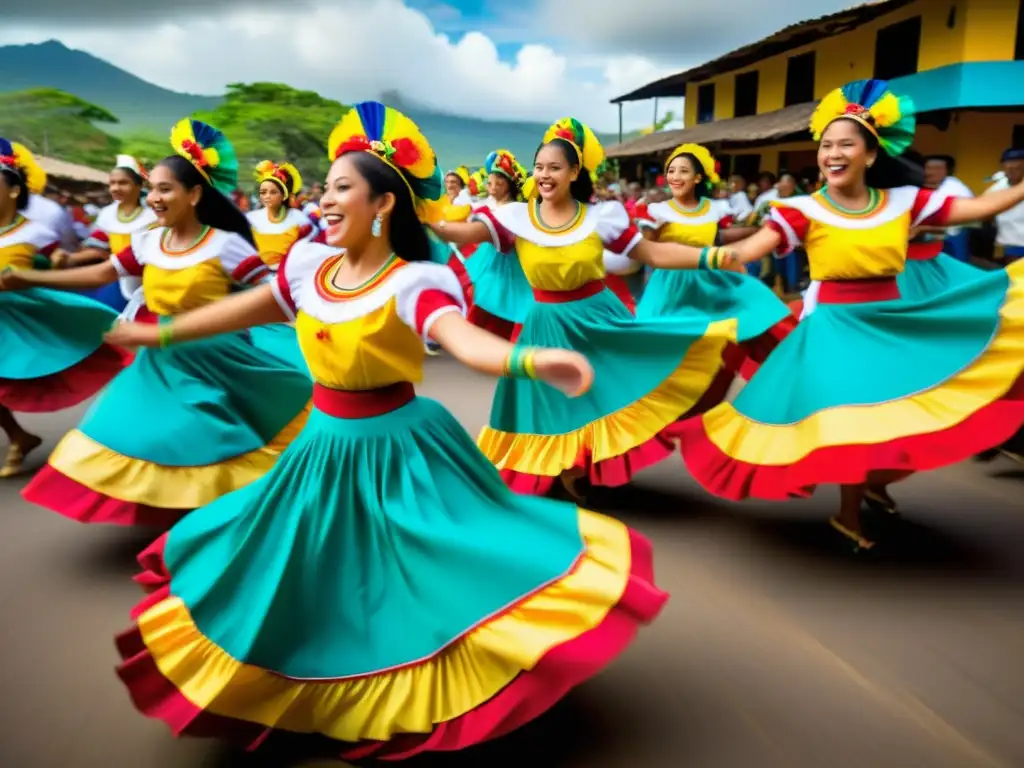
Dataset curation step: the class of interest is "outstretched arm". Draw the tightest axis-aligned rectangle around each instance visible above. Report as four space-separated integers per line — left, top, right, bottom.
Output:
629 238 746 272
104 284 287 347
429 312 592 397
429 220 491 246
946 182 1024 226
1 260 118 290
730 226 784 264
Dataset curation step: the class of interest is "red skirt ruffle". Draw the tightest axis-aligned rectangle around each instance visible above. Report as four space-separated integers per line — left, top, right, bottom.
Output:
115 527 667 760
602 275 635 314
22 465 186 528
0 344 130 413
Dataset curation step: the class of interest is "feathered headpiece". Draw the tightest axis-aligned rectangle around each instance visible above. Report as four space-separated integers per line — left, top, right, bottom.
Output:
170 118 239 195
810 79 915 157
0 138 46 195
113 155 148 182
665 143 720 185
542 117 605 172
484 148 527 189
328 101 445 224
521 174 537 201
254 160 302 199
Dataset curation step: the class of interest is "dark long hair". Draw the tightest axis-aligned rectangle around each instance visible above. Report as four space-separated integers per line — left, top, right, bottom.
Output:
0 167 29 210
156 155 255 246
535 138 594 203
669 152 712 200
347 151 431 263
845 120 924 189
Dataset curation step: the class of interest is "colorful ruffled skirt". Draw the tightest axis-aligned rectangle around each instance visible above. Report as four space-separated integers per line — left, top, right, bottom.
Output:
22 325 312 527
478 280 735 495
677 267 1024 499
0 287 129 413
464 241 534 339
898 252 990 300
115 383 667 759
637 269 795 378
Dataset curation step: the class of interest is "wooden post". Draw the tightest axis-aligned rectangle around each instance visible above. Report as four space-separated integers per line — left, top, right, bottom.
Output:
618 103 623 144
653 98 659 130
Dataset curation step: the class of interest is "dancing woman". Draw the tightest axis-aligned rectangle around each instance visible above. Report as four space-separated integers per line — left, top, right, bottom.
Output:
421 117 741 497
675 80 1024 551
246 160 316 270
0 139 129 477
430 148 534 339
11 119 312 527
104 101 667 760
58 155 157 311
636 143 795 378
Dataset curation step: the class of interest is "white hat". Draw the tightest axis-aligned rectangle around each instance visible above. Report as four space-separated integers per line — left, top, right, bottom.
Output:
113 155 147 179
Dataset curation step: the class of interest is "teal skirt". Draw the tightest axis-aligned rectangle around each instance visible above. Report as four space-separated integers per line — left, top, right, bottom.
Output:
113 392 667 757
637 269 791 342
22 330 312 526
465 241 534 324
678 265 1024 500
898 254 990 301
249 323 310 374
0 287 127 412
478 285 734 494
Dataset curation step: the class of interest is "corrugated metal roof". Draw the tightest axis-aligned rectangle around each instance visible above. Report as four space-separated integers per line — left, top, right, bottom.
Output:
606 102 816 158
611 0 914 103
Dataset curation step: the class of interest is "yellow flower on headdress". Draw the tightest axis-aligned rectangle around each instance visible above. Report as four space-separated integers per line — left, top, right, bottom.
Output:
809 79 915 157
521 175 537 200
542 117 605 172
664 143 720 185
328 102 445 223
0 139 47 195
254 160 303 199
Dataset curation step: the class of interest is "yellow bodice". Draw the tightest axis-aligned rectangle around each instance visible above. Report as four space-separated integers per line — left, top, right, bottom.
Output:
295 300 426 389
769 188 924 281
0 218 54 270
647 199 732 248
247 208 312 268
479 200 638 291
142 259 233 315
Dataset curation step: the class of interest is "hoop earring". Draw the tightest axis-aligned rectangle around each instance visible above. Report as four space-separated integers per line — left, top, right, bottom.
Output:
371 213 383 238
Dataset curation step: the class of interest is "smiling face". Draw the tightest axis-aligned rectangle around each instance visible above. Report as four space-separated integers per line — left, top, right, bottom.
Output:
444 173 464 201
321 153 396 250
533 143 577 202
146 164 201 228
818 118 875 190
666 155 702 201
259 180 286 213
109 168 140 205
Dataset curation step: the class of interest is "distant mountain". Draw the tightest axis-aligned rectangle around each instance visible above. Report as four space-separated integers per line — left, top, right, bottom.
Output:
0 40 624 168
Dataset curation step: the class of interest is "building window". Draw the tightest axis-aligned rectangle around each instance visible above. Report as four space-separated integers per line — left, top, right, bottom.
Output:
1013 124 1024 148
697 83 716 124
1015 0 1024 60
784 52 815 107
734 71 759 117
874 16 922 79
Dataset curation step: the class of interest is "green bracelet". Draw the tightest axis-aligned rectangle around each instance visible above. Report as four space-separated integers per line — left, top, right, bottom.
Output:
157 316 175 348
502 346 538 379
698 247 709 270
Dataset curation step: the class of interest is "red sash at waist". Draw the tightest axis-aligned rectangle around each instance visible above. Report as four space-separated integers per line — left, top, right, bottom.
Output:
818 277 900 305
313 382 415 418
532 279 604 304
907 241 942 261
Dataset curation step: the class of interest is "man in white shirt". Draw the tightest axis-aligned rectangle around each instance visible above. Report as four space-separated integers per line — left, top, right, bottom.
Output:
23 193 80 251
923 155 974 261
985 148 1024 263
727 174 753 222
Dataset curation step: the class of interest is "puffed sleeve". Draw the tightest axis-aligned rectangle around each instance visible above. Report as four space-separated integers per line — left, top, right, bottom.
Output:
469 206 516 252
593 201 643 256
765 202 810 256
82 227 111 251
910 187 956 228
636 201 668 231
395 263 468 343
217 233 271 285
270 239 333 320
110 229 150 277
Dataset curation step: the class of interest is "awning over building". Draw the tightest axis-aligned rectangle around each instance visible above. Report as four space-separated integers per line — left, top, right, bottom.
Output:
606 102 816 159
610 0 913 103
37 155 108 185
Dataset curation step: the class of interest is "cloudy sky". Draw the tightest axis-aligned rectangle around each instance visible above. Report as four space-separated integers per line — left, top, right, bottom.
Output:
0 0 856 130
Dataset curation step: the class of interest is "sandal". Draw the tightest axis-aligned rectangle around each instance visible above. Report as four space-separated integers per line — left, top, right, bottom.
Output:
0 434 43 478
863 488 899 516
829 517 876 554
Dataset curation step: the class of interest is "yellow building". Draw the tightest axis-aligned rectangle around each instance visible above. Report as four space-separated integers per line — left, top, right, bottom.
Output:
608 0 1024 193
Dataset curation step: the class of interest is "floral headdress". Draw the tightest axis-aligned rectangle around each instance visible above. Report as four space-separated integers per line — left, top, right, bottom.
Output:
254 160 303 199
665 143 720 185
810 79 915 157
328 101 445 223
170 118 239 195
0 138 46 195
113 154 149 182
542 117 605 172
484 148 527 193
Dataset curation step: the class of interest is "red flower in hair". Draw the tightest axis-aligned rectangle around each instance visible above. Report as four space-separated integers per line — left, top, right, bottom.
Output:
388 137 420 169
181 139 208 167
555 127 576 143
335 135 371 158
844 103 869 117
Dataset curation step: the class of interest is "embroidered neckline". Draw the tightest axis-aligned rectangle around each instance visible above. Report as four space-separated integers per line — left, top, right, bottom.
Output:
529 198 585 235
314 253 405 302
0 214 25 238
816 188 887 219
116 205 144 224
667 198 711 217
160 225 213 255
